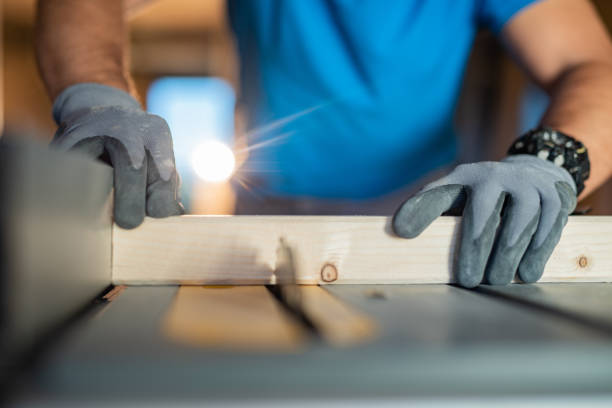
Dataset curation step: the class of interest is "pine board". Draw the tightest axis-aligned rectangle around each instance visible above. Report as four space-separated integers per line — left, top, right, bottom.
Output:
112 215 612 285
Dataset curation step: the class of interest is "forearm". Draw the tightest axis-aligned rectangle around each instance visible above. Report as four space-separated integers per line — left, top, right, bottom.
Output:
35 0 135 101
540 61 612 198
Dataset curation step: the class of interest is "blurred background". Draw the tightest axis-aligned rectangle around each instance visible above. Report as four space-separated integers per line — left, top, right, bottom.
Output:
3 0 612 214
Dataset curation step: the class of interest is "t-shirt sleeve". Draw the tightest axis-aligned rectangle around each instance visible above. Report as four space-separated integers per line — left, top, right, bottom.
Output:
478 0 541 34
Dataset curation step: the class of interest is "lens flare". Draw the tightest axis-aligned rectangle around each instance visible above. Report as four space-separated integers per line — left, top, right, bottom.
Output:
191 140 236 182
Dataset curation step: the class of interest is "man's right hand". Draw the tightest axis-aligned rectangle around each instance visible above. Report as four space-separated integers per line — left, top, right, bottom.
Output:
51 83 184 229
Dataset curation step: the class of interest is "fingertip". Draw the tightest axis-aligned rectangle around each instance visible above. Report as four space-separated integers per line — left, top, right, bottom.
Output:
107 140 147 231
456 272 481 289
486 265 515 285
145 160 183 218
517 262 545 283
555 181 577 212
146 191 183 218
484 243 516 286
113 209 145 229
391 208 423 239
456 242 491 288
392 185 464 238
486 275 513 286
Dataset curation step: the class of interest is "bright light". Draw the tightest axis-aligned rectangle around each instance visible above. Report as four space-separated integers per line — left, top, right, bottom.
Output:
191 140 236 182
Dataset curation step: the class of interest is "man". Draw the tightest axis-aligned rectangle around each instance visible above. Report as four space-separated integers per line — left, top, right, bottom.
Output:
36 0 612 287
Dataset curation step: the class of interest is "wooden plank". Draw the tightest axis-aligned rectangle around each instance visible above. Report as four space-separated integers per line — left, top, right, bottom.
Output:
162 286 307 351
112 215 612 285
478 283 612 332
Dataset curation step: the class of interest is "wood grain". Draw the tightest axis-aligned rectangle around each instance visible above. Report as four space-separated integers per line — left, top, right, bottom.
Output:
112 215 612 285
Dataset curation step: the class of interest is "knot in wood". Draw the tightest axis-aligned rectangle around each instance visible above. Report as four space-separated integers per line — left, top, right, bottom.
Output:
578 255 588 268
320 263 338 283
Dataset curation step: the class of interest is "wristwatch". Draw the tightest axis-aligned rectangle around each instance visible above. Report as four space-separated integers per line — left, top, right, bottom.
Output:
508 126 590 195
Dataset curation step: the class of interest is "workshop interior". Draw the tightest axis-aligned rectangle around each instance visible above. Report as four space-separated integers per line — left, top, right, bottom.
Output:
3 0 612 406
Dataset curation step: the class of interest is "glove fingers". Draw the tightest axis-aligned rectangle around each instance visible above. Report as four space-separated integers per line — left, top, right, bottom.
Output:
456 188 506 288
50 120 104 151
517 182 576 283
484 193 540 285
105 137 147 229
145 150 185 218
392 184 465 238
69 137 106 160
52 109 148 169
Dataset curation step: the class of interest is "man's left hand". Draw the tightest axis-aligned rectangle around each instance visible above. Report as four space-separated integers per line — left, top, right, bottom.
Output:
392 155 577 288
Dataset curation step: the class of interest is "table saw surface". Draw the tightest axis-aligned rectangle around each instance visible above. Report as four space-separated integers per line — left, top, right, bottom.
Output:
13 283 612 406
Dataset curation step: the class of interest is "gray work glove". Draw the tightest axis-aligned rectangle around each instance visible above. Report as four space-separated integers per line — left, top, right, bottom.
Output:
392 155 577 288
51 83 183 229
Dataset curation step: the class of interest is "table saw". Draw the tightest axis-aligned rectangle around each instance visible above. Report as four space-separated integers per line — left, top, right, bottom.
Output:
2 141 612 406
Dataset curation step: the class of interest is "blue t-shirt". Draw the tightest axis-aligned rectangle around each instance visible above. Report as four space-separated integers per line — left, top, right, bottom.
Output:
228 0 537 198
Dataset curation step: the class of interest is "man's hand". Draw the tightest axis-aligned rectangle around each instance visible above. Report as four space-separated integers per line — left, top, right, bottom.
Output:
35 0 183 228
392 156 576 288
51 83 183 228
